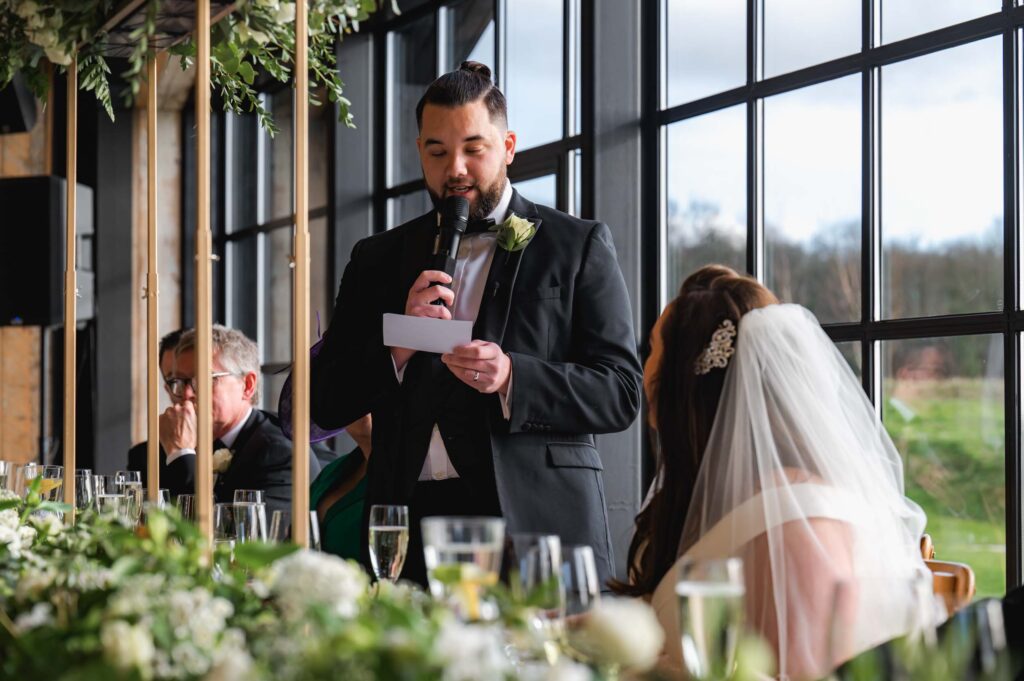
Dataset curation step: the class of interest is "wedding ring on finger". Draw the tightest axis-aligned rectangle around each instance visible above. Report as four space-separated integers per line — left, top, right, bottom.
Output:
472 370 480 382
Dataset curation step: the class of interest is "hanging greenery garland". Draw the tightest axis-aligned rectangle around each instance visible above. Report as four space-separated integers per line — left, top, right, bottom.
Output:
0 0 392 135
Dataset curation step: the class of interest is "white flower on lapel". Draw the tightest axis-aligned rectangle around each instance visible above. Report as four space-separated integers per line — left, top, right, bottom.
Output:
490 213 536 252
212 448 233 474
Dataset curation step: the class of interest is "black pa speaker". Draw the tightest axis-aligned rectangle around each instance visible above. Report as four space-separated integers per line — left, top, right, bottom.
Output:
0 176 94 326
0 73 38 134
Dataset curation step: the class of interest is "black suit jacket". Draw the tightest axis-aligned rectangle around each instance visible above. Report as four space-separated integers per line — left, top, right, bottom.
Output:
311 191 642 585
127 441 194 496
164 408 323 518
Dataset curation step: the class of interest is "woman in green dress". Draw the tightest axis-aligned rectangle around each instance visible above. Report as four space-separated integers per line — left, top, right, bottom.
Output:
310 414 371 560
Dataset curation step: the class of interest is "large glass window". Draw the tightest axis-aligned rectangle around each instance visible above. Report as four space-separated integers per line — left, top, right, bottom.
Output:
658 3 1023 595
880 37 1003 320
664 105 746 300
764 75 861 324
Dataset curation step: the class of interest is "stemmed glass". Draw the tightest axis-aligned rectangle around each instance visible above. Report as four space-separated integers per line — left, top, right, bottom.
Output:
94 474 129 521
233 502 268 542
368 505 409 584
676 557 746 681
0 461 13 492
561 544 602 661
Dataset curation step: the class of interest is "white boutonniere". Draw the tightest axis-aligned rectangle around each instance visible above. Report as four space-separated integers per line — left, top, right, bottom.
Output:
212 448 233 474
490 213 536 252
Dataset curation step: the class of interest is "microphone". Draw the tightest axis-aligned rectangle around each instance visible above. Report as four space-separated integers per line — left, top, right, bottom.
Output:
430 196 469 305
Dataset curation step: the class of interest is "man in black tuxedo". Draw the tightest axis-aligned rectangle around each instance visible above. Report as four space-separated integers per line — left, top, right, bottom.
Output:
311 62 641 586
127 328 185 486
159 325 321 517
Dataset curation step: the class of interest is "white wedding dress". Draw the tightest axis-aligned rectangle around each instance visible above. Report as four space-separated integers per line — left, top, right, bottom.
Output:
646 305 930 680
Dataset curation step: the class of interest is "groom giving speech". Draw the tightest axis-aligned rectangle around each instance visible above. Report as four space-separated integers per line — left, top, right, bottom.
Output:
311 61 642 585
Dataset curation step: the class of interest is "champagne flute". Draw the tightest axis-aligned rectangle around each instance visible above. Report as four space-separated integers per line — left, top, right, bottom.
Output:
676 557 746 681
233 490 267 540
368 505 409 584
308 510 321 551
562 545 602 661
269 509 290 542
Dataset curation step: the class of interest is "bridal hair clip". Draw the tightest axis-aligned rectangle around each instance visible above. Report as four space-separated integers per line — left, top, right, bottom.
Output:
694 318 737 375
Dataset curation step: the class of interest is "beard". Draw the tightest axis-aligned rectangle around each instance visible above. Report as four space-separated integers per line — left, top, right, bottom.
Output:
427 170 507 220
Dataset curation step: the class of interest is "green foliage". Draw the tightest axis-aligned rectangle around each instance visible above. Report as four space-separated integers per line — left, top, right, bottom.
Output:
0 0 394 133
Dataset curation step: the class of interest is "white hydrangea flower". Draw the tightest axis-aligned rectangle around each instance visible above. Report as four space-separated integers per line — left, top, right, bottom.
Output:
435 620 511 681
0 489 19 502
101 620 156 673
30 513 63 538
13 602 53 632
172 641 210 676
576 598 664 671
15 566 56 601
268 550 368 621
275 2 295 23
519 659 593 681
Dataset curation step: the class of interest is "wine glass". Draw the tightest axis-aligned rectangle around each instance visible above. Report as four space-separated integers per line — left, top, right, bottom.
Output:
676 557 745 681
74 469 95 511
269 509 321 548
368 505 409 584
233 490 267 541
422 516 505 622
561 545 602 661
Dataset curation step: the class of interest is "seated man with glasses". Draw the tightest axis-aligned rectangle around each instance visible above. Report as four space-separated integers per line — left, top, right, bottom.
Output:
127 328 187 486
159 325 322 517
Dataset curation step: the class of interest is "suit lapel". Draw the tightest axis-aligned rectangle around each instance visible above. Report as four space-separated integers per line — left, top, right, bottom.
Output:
473 191 542 345
216 409 261 491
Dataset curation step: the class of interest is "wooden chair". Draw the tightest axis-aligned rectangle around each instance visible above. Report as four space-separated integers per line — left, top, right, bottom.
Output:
925 559 976 615
920 533 935 560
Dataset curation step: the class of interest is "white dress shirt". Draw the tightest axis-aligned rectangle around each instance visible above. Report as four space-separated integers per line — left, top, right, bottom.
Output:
165 405 253 464
394 180 515 482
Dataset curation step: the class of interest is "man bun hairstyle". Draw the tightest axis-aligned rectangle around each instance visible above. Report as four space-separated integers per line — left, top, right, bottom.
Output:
415 61 508 130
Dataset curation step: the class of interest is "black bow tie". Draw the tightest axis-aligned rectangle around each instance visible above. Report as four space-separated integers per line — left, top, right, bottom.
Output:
465 217 496 235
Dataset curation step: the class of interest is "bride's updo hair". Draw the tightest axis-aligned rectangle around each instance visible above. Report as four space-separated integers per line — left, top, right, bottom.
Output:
614 264 778 597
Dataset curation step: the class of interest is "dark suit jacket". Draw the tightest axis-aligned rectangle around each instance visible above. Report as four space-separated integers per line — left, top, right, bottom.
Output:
164 408 323 518
311 191 642 585
127 441 195 495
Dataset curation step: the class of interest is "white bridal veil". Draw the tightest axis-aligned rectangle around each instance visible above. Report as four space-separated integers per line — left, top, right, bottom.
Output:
652 304 930 679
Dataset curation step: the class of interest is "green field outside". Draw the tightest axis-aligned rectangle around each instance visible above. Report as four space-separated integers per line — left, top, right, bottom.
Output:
883 377 1006 598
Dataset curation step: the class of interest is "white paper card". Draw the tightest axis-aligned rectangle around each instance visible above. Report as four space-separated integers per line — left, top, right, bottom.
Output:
382 313 473 354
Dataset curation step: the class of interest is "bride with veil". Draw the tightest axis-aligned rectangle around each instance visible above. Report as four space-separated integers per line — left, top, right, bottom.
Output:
614 265 930 679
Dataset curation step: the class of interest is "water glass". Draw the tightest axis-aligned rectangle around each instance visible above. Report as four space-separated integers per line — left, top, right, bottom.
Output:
510 534 565 664
96 492 130 521
233 501 268 542
422 516 505 622
676 557 745 680
368 505 409 583
74 469 95 511
0 461 13 493
233 489 264 504
21 464 64 501
562 545 601 617
269 509 321 549
176 493 196 521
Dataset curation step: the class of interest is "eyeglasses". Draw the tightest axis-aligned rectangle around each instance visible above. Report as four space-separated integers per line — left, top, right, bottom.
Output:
166 372 236 398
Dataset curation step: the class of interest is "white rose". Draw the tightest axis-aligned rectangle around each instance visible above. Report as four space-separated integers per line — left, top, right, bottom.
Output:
576 598 664 671
436 620 511 681
268 550 368 621
102 620 156 672
275 2 295 23
15 0 38 18
28 28 58 48
44 45 72 66
212 448 233 473
13 602 53 632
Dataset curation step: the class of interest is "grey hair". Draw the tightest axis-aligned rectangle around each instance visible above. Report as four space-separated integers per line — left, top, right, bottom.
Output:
176 325 261 403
